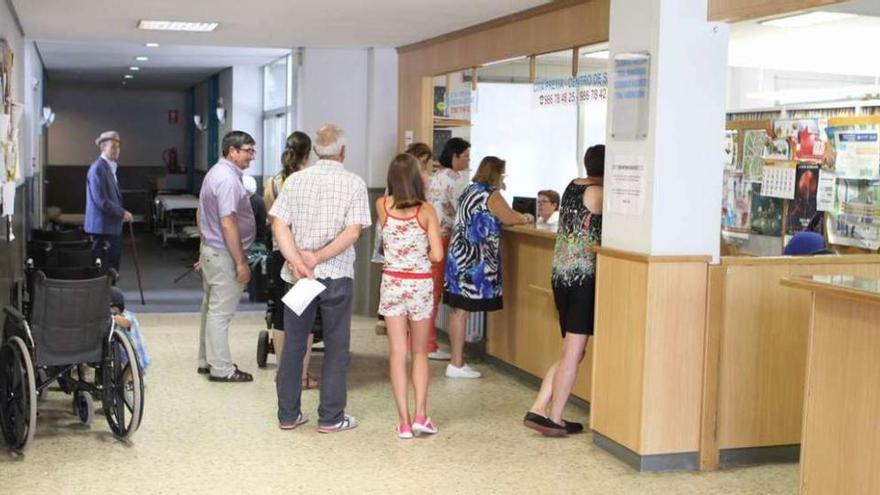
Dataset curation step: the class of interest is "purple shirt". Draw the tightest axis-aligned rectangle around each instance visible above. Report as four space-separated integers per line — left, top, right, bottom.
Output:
198 158 256 251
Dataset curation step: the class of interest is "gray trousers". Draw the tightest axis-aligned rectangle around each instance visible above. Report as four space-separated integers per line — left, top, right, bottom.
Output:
197 243 242 378
277 278 353 426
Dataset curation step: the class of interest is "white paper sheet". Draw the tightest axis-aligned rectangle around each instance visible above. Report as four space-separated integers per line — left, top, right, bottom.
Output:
1 181 14 217
607 154 646 216
816 170 836 212
282 278 327 316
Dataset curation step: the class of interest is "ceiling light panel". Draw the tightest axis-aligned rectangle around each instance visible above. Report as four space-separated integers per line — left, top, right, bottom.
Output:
138 20 219 32
145 43 160 48
135 56 149 61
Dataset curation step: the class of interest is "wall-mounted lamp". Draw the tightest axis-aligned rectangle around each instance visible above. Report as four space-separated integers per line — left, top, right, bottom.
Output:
193 115 208 131
41 106 55 127
216 97 226 125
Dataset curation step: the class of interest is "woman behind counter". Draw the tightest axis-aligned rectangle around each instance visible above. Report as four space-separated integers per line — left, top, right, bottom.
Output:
536 189 560 230
524 145 604 436
443 156 533 379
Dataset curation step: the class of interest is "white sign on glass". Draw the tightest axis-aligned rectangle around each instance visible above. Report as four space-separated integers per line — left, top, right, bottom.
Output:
611 52 651 141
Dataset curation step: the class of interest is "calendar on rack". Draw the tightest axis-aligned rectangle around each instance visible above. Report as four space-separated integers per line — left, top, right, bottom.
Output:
761 165 796 200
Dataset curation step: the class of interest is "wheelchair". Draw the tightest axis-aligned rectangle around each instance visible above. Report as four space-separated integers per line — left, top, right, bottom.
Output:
0 234 144 454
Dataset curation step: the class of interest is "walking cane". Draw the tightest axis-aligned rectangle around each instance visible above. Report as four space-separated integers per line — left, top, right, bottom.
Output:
128 221 146 305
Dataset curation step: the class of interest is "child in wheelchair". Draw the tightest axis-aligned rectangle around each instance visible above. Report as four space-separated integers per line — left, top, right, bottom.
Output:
110 288 151 379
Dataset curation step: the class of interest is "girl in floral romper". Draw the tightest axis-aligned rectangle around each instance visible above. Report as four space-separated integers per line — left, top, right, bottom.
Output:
377 154 444 439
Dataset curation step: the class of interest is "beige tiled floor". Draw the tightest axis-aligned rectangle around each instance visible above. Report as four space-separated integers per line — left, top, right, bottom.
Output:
2 313 797 494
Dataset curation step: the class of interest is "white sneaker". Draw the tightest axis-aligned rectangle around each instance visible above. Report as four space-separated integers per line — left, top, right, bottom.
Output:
428 349 451 361
445 364 482 379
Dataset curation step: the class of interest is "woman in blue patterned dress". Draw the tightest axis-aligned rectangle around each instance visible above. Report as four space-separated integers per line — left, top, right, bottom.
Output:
443 157 533 379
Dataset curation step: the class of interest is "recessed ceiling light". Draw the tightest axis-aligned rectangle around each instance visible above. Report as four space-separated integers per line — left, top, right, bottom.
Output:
583 50 610 60
124 74 134 79
135 56 149 62
145 43 160 48
759 11 856 28
138 20 219 32
129 66 140 71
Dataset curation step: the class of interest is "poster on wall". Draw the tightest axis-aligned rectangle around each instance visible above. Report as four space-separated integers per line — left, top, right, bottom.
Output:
825 179 880 250
742 129 767 181
721 171 751 240
761 164 796 199
817 170 836 211
724 130 739 171
786 163 819 234
832 125 880 179
771 119 826 161
433 86 447 117
749 183 784 237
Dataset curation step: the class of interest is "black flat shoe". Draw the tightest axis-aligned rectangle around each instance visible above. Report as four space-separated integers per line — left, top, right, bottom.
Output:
523 412 567 437
197 366 209 375
563 420 584 434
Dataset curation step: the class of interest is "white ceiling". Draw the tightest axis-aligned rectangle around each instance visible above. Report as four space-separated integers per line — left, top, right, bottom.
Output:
37 41 290 88
12 0 550 88
729 0 880 76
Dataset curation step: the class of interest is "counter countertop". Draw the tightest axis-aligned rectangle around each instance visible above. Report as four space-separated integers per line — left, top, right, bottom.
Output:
501 224 557 240
781 275 880 305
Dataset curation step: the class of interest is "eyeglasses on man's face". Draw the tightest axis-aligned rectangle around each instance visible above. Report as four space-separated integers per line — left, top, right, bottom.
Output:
237 146 257 155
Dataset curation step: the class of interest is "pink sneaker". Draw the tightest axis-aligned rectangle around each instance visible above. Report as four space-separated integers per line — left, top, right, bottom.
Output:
396 423 413 439
412 416 438 435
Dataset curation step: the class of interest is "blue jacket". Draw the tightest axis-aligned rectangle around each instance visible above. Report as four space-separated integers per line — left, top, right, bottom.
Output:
85 157 125 235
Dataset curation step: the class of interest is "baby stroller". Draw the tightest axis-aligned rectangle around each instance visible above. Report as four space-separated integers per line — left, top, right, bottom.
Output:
256 248 323 368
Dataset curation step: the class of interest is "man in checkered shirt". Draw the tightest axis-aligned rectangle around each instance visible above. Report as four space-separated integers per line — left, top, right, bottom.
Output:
270 123 371 433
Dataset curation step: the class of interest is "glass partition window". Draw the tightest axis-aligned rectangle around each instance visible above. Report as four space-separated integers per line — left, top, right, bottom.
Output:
263 54 296 176
577 44 610 175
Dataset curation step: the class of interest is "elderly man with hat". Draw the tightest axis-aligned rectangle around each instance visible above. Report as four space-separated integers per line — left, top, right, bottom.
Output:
85 130 133 272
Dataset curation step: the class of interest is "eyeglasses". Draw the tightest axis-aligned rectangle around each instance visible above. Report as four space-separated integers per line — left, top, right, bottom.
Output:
537 199 552 204
237 146 256 155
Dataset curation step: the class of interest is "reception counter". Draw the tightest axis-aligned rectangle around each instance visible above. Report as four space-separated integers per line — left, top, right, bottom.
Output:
486 225 593 402
781 275 880 494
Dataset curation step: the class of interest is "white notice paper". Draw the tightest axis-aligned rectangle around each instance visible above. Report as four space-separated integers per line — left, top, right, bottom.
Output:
608 155 646 216
282 278 327 316
816 170 836 212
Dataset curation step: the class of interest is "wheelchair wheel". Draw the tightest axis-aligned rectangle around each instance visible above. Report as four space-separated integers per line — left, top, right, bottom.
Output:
0 337 37 454
102 328 144 440
73 391 94 426
257 331 270 368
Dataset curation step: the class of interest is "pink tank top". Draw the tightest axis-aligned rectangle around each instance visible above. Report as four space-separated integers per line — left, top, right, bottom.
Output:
382 198 431 278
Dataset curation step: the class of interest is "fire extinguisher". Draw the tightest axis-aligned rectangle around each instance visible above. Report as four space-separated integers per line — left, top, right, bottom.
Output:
163 147 179 173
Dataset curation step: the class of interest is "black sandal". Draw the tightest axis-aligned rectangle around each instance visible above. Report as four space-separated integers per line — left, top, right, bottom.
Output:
209 365 253 383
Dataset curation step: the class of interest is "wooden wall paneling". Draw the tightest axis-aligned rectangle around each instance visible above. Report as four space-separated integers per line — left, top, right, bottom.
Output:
397 0 610 147
591 253 648 453
640 261 708 455
699 264 724 470
800 295 880 494
708 0 848 23
716 258 880 449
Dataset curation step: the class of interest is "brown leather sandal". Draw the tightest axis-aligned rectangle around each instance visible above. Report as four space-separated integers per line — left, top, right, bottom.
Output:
209 365 253 383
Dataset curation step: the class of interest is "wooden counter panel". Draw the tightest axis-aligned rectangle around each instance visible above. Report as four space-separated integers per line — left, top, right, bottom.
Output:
716 261 880 450
800 294 880 494
641 262 707 455
486 231 593 401
591 254 649 452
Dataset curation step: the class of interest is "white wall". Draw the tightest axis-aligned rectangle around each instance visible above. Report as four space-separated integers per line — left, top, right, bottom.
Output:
471 83 579 201
47 85 191 167
727 66 877 111
231 65 264 176
366 48 398 188
300 48 370 181
192 65 263 174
